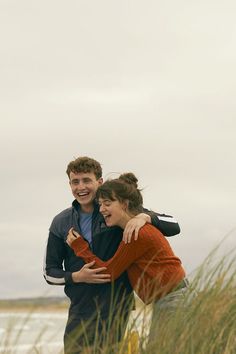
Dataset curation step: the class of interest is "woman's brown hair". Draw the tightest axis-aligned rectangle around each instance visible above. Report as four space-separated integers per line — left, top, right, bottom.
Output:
96 172 143 214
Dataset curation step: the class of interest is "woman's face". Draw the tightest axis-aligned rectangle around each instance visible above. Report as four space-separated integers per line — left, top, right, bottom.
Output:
98 197 128 228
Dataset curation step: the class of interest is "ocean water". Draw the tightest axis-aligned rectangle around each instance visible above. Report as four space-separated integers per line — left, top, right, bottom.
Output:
0 307 151 353
0 311 67 353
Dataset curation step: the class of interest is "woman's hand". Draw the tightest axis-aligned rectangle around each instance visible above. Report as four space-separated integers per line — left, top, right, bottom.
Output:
66 227 81 246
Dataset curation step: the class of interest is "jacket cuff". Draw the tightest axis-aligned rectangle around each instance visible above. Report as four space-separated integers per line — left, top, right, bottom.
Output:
64 271 74 284
149 213 160 228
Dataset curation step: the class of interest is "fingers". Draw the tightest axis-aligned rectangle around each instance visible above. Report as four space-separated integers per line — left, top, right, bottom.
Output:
66 234 75 246
93 273 111 279
68 230 76 239
83 262 107 272
90 272 111 283
134 227 139 241
72 230 78 238
94 267 109 273
92 278 111 283
83 262 108 274
81 261 111 283
71 229 80 237
67 228 80 247
83 261 96 268
68 228 75 237
123 216 146 243
123 226 130 243
68 228 80 239
123 225 134 244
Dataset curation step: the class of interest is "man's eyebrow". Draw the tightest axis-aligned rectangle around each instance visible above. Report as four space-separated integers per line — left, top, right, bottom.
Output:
82 177 93 182
71 177 92 182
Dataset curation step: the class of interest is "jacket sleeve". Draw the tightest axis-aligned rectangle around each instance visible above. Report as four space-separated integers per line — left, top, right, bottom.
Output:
142 208 181 237
43 231 73 285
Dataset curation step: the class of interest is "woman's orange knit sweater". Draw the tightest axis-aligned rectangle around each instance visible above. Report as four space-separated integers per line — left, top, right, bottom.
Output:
71 224 185 304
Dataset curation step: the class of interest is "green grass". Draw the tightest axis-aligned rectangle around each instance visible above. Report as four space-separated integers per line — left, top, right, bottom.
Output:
1 240 236 354
141 240 236 354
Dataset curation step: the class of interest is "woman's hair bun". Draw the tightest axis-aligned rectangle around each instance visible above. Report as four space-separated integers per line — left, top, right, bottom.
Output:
118 173 138 188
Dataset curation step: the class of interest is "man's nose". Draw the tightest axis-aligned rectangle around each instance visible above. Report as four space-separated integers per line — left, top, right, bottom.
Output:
76 181 85 188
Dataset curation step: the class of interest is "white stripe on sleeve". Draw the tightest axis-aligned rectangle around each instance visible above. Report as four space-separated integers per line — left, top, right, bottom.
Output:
158 216 178 223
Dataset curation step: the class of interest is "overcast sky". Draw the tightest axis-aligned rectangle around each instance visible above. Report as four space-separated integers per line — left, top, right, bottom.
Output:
1 0 236 299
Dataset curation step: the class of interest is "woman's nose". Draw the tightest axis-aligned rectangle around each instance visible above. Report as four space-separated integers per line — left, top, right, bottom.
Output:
99 204 105 212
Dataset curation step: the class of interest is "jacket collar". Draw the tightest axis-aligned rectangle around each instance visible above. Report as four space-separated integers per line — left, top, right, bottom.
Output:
72 199 100 215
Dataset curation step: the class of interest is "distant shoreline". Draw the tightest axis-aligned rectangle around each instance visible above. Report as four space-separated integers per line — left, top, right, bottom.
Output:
0 296 69 312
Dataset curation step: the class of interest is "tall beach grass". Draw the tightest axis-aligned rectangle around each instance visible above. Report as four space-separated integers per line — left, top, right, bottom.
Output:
1 238 236 353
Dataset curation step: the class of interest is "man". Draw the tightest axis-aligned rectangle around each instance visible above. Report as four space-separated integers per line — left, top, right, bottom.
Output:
43 156 180 353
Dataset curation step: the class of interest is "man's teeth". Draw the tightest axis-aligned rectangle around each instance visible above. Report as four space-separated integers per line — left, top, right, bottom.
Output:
78 192 89 196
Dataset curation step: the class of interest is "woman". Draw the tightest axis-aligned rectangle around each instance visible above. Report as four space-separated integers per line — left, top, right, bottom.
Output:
67 173 188 336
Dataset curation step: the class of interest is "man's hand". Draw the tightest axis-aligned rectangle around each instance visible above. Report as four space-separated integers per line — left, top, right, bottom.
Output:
66 228 80 247
72 261 111 283
123 213 151 244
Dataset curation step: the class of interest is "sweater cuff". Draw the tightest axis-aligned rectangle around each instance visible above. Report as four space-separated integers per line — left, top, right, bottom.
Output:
71 237 88 254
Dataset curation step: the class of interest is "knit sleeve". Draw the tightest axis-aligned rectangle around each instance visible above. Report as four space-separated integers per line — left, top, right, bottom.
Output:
71 227 156 280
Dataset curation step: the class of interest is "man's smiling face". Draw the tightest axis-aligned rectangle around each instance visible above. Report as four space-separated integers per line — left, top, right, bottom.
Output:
69 171 103 212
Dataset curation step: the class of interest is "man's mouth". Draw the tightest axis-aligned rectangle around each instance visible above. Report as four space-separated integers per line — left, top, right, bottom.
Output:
77 192 90 198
